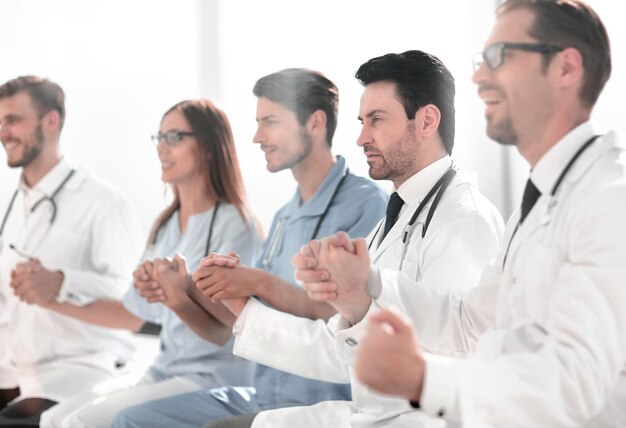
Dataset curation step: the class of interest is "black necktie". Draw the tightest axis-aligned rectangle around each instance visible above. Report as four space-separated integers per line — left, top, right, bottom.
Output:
520 178 541 224
381 192 404 241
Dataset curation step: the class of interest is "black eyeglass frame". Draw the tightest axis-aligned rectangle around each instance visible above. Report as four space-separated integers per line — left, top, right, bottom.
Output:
150 131 195 146
473 42 565 71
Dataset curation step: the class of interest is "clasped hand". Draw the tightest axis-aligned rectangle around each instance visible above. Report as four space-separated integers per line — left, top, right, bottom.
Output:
291 231 372 325
192 252 252 316
132 254 191 309
10 259 63 306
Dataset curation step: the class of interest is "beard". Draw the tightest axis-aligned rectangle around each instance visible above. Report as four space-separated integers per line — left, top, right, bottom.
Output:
7 123 45 168
487 115 518 146
267 127 314 172
367 121 417 183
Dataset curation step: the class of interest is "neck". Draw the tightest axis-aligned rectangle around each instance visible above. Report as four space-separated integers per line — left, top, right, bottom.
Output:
292 147 335 203
22 142 62 187
518 108 591 168
176 178 216 231
393 144 447 189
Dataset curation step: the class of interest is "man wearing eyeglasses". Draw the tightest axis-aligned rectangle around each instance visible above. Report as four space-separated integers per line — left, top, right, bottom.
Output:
0 76 141 425
294 1 624 427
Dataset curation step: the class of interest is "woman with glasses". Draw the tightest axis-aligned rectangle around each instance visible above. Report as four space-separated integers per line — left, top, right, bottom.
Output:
39 99 261 428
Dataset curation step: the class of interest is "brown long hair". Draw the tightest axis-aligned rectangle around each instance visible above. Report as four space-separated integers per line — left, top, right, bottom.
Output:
147 99 255 245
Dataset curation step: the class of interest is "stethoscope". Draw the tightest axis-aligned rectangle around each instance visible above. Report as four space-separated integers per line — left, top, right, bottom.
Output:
261 169 349 269
367 166 457 271
0 169 77 254
502 134 600 270
150 201 220 258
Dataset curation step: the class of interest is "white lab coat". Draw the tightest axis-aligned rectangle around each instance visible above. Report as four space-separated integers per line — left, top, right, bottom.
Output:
233 157 505 428
0 159 142 401
406 125 626 428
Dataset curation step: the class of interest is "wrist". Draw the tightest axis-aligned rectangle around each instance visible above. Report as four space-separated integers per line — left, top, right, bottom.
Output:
52 270 65 298
343 292 372 325
255 269 273 297
409 354 425 403
168 292 194 312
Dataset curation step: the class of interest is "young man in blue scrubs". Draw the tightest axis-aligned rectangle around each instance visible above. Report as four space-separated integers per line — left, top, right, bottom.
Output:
111 68 388 428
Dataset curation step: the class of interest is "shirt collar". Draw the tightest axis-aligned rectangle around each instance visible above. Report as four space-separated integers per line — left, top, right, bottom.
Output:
396 155 453 208
531 121 595 195
287 155 348 219
19 158 74 197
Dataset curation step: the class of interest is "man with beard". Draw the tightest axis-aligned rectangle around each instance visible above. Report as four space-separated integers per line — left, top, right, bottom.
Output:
305 1 625 427
0 76 141 425
111 68 387 428
140 51 504 428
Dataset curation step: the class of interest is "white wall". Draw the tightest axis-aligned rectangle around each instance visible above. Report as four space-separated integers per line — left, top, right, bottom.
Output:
0 0 206 242
1 0 625 237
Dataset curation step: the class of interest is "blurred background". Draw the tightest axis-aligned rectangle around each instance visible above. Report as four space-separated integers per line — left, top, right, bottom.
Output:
1 0 624 239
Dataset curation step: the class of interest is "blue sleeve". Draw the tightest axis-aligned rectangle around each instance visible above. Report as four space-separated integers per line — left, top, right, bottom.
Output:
122 281 163 324
344 186 387 239
211 211 261 267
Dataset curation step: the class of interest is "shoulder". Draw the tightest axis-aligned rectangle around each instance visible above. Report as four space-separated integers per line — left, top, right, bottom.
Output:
439 172 504 228
215 202 255 231
342 171 388 202
70 168 133 211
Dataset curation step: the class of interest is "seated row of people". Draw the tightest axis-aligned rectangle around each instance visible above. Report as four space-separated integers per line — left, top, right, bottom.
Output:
0 1 624 427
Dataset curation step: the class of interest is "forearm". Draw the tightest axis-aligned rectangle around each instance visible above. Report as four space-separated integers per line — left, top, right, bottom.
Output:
257 273 336 321
170 294 233 346
234 299 350 383
58 269 130 305
44 300 144 331
187 284 237 329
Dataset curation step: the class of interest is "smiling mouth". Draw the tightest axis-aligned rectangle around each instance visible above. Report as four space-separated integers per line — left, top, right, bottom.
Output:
161 161 174 169
2 141 20 152
260 145 275 154
483 97 503 106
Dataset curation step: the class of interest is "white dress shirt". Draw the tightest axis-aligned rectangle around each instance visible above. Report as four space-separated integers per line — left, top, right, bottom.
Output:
0 158 142 400
232 156 505 428
383 123 626 427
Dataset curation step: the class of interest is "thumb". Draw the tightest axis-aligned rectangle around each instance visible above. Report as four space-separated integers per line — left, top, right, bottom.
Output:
173 253 188 272
330 231 355 253
353 238 369 258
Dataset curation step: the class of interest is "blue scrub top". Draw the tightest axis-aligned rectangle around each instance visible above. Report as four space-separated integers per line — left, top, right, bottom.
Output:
124 203 261 388
253 155 387 409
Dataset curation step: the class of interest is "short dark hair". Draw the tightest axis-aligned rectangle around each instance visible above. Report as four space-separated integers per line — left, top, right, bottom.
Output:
355 50 455 155
498 0 611 108
253 68 338 147
0 75 66 131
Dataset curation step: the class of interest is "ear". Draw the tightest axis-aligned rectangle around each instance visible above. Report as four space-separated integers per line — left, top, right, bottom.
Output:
41 110 61 134
415 104 441 139
306 109 328 139
554 47 584 89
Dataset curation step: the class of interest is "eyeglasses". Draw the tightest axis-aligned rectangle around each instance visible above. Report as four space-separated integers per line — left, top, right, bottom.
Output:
473 42 565 71
150 131 195 146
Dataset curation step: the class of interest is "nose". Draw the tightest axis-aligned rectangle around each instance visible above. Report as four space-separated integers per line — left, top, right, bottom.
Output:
356 125 371 148
156 139 168 154
253 125 264 145
0 123 10 141
472 60 489 85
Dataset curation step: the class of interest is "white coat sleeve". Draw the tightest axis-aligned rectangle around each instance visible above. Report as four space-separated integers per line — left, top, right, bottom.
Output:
233 298 351 383
335 212 504 360
422 179 626 426
57 192 141 305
